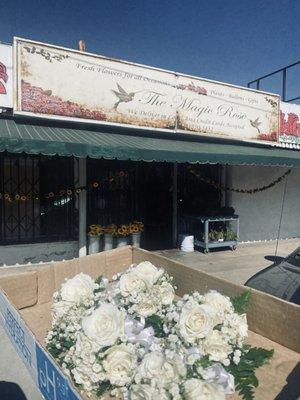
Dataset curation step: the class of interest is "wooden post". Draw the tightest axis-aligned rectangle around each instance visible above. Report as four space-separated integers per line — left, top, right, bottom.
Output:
172 163 178 247
78 158 87 257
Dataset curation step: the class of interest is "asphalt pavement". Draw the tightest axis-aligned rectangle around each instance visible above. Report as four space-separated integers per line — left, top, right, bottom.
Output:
0 324 42 400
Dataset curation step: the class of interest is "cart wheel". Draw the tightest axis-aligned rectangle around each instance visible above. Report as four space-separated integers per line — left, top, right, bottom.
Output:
204 249 209 254
231 246 237 251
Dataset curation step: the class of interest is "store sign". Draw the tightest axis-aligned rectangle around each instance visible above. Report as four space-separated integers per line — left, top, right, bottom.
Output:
0 43 13 108
280 102 300 146
14 38 280 143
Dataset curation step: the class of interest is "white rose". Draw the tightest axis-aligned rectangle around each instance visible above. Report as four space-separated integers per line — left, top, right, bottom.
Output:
103 344 135 386
179 300 216 343
82 303 125 347
134 296 158 317
157 282 175 305
184 379 226 400
203 330 232 363
134 261 163 286
224 313 248 343
140 351 185 386
119 272 146 297
130 384 159 400
60 273 95 303
163 353 186 385
140 351 164 380
203 291 233 324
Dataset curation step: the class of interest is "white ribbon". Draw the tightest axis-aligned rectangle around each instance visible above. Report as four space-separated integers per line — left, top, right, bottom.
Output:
184 347 202 363
205 364 235 394
125 316 155 348
102 277 109 288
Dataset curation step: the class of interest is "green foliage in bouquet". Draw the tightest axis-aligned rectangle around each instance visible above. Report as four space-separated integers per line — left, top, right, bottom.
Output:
145 314 165 338
97 381 113 398
227 346 274 400
231 290 251 315
228 291 274 400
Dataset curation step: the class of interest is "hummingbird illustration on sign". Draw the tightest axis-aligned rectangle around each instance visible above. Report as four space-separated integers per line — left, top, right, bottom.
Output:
250 117 262 134
112 83 136 109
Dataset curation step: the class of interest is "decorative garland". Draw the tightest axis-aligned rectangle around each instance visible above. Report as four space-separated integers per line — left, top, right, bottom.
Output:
0 170 129 203
188 167 291 194
0 166 292 202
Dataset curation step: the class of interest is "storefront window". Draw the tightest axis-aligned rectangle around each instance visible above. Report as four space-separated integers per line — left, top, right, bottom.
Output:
0 153 76 244
87 159 137 227
178 164 222 216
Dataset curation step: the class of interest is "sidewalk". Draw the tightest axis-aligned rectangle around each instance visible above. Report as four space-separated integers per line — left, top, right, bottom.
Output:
156 238 300 284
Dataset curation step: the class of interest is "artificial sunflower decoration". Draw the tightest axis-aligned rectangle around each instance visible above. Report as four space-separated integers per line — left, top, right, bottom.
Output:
104 224 118 236
129 221 144 233
88 224 104 236
116 224 130 237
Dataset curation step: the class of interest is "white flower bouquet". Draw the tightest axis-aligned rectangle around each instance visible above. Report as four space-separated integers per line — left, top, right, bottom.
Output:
46 262 273 400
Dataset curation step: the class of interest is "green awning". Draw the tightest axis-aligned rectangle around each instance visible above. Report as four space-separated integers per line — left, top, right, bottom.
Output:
1 117 300 166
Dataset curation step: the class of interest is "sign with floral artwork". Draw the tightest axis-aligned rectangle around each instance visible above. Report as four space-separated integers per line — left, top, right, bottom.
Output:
0 43 13 108
280 102 300 146
14 38 280 143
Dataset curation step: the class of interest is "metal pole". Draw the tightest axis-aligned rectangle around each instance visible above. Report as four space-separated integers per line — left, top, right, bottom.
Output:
225 165 232 207
172 163 178 247
282 69 287 102
78 158 87 257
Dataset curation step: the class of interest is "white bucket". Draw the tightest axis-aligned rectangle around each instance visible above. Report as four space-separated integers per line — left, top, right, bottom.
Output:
116 236 130 248
131 232 141 248
104 234 114 251
88 235 100 254
180 234 194 252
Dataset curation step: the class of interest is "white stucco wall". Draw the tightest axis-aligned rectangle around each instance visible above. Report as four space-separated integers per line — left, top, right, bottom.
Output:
0 241 78 267
230 166 300 242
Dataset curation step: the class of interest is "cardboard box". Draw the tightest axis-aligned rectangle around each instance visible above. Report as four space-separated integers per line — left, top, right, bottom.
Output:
0 246 299 400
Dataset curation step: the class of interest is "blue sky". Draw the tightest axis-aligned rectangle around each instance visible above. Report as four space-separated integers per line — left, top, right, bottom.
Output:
1 0 299 99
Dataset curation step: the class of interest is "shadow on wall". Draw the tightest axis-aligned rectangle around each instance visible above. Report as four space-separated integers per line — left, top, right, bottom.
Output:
0 381 28 400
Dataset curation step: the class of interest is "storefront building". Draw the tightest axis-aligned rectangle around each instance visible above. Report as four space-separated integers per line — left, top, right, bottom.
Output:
0 39 300 266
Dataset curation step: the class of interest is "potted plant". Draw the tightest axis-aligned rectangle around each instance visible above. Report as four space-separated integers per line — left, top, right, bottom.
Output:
116 224 130 247
225 230 237 241
129 221 144 247
208 230 217 242
87 224 104 254
103 224 117 250
208 230 224 242
216 230 224 242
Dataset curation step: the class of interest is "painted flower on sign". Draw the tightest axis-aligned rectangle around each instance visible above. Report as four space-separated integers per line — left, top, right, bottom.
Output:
21 81 107 120
0 62 8 95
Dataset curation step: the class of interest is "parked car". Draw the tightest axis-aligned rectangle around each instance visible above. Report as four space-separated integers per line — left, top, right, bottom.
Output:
245 247 300 305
